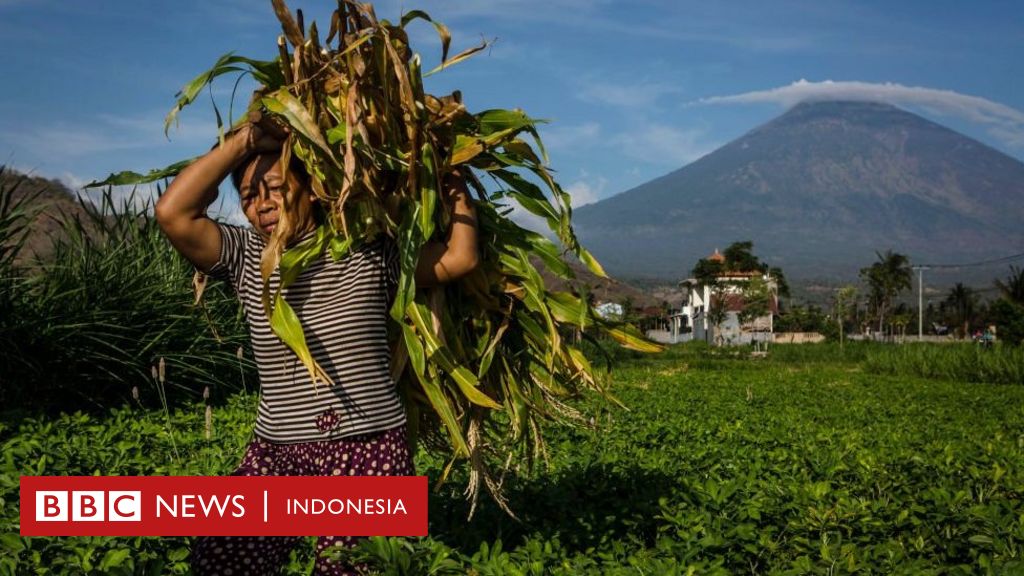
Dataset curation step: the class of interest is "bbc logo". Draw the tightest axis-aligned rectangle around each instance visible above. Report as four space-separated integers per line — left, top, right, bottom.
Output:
36 491 141 522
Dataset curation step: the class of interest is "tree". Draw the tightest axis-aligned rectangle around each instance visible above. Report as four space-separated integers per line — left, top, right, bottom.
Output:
988 299 1024 345
706 283 730 346
834 285 858 349
860 250 912 335
738 276 773 350
767 266 791 299
690 241 784 346
995 265 1024 305
692 258 724 286
944 282 977 338
987 266 1024 346
723 241 759 272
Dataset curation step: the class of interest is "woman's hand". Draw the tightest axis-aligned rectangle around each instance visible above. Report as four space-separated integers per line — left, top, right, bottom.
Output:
235 111 289 154
156 113 285 272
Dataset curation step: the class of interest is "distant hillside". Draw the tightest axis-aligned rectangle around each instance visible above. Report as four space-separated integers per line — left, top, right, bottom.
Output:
534 256 660 309
1 169 90 264
1 167 662 306
573 100 1024 281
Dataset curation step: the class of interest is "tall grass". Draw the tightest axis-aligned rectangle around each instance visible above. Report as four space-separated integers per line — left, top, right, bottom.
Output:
766 341 872 364
0 177 255 412
864 343 1024 385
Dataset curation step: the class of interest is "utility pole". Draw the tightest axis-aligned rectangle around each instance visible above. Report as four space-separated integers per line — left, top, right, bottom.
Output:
914 266 928 341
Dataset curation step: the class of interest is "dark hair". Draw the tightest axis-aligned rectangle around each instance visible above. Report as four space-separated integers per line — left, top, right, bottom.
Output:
230 152 311 193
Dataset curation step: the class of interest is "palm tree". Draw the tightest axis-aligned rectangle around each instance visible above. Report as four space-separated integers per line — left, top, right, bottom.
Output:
945 282 977 339
860 250 912 335
995 266 1024 305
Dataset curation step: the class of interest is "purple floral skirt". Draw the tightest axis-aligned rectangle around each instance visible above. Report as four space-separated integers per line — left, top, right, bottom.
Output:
190 425 414 575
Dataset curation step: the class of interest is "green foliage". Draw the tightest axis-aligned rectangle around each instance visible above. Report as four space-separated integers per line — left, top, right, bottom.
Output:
4 343 1023 573
995 265 1024 305
774 304 832 335
736 276 771 328
864 342 1024 384
0 189 254 410
0 168 37 354
945 282 978 337
860 250 912 332
691 241 789 298
987 299 1024 345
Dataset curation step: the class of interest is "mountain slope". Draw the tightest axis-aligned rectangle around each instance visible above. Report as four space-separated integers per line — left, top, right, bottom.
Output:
573 100 1024 280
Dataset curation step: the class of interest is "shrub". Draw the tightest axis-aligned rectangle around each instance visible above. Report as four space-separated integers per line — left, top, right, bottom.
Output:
0 186 254 411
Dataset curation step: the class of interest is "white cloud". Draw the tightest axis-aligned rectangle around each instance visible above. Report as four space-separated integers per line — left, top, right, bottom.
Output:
696 79 1024 147
564 172 607 208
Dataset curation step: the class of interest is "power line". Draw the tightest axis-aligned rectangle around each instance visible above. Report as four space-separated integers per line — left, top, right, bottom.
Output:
917 251 1024 269
911 252 1024 340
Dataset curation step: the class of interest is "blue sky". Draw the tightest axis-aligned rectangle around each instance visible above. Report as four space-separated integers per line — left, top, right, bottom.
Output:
1 0 1022 223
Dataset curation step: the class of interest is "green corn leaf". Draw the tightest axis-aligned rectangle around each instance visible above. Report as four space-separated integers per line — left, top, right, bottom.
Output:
269 293 330 386
450 135 485 165
419 142 438 241
391 204 423 322
261 89 340 167
476 109 541 136
523 233 572 278
85 158 197 188
600 321 665 353
328 233 354 260
165 53 284 136
401 323 426 380
279 224 331 286
407 302 501 409
546 291 592 328
577 246 608 278
416 371 469 457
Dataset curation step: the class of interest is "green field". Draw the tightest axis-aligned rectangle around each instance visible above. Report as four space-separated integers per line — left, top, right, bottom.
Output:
3 342 1024 575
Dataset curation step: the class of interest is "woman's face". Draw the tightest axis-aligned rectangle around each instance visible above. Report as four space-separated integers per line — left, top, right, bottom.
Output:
238 154 316 238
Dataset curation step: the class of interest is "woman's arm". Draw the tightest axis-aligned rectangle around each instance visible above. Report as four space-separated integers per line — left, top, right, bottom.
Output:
154 123 279 271
415 170 480 287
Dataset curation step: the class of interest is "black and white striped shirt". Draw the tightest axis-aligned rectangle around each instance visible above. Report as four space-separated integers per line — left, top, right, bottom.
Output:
210 222 406 443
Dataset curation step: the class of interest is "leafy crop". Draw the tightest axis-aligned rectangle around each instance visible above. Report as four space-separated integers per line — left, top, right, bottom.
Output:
90 0 660 511
4 343 1023 574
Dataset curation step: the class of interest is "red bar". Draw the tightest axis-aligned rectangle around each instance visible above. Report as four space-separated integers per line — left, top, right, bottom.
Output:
20 476 427 536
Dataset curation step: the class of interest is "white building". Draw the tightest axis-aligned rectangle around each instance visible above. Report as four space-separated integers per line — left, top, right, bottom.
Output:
678 250 779 345
594 301 624 320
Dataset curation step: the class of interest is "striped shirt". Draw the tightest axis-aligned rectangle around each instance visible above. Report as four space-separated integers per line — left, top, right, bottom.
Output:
209 222 406 443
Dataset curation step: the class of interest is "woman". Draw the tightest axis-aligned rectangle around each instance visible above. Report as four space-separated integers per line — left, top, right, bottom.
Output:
155 118 478 575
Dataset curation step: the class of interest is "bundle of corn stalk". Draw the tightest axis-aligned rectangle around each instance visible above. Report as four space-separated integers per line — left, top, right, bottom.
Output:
94 0 661 515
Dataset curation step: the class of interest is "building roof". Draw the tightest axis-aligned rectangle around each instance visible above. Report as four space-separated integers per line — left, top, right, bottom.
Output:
708 249 725 263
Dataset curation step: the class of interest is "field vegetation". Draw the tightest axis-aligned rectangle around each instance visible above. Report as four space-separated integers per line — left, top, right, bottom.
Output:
3 170 1023 573
3 342 1023 574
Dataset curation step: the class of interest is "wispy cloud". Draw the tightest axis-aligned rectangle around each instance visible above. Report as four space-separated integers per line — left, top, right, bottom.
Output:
611 123 714 167
6 110 215 162
576 78 685 109
696 79 1024 147
540 122 601 152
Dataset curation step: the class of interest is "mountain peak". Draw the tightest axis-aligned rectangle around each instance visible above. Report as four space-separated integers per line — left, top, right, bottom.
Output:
573 103 1024 281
